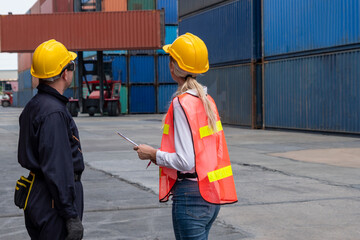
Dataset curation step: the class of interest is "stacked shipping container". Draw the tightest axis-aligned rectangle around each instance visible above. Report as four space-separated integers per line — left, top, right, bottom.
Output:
263 0 360 133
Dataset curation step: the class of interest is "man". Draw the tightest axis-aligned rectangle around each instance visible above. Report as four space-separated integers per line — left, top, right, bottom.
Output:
17 39 84 240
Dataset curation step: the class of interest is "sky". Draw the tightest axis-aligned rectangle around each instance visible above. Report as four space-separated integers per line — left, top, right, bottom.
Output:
0 0 37 70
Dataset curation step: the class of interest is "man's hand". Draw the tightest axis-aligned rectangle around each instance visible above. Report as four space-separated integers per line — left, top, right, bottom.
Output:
134 144 157 162
65 216 83 240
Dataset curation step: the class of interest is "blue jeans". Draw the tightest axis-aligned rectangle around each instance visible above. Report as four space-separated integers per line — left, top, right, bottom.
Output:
172 179 220 240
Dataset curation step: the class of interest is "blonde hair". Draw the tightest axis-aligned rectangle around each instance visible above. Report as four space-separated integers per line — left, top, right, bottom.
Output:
171 58 218 132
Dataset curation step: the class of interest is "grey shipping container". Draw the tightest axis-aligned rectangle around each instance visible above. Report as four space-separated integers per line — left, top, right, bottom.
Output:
263 0 360 58
198 63 262 127
264 49 360 133
179 0 261 66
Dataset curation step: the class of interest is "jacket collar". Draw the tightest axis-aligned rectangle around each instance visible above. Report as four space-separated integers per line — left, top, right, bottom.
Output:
37 83 69 104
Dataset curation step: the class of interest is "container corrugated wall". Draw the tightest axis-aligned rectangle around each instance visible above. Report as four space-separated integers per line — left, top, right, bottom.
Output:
179 0 261 66
17 70 33 107
18 53 32 73
130 85 156 113
0 11 163 52
157 0 178 24
120 86 128 114
111 55 127 82
129 56 155 83
40 0 53 13
158 84 177 113
178 0 226 17
158 55 173 83
263 0 360 58
157 25 178 54
127 0 155 10
103 0 127 12
198 64 253 126
264 50 360 133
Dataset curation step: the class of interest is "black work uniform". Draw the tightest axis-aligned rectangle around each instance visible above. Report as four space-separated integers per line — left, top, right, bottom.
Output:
18 83 85 240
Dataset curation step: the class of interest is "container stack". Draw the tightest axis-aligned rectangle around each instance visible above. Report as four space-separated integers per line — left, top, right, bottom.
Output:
178 0 262 128
80 0 178 114
15 0 74 107
263 0 360 133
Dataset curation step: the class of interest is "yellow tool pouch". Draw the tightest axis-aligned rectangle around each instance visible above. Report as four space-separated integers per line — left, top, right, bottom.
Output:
14 172 35 210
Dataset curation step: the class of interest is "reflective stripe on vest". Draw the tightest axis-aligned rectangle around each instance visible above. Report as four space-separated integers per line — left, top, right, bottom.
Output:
207 165 233 183
199 121 223 139
163 124 170 135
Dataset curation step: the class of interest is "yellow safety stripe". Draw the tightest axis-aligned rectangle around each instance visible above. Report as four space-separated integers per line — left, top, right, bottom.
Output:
21 176 32 183
199 121 223 139
207 165 233 183
24 174 35 211
16 186 19 190
163 124 170 135
17 181 27 188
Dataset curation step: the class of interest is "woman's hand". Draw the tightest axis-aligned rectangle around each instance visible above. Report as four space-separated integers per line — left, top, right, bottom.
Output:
133 144 157 163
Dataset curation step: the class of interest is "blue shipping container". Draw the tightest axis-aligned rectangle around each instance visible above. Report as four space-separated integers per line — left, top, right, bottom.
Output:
157 0 178 24
18 70 32 91
178 0 226 17
158 84 178 113
130 56 155 83
264 0 360 57
264 49 360 133
18 89 33 107
157 25 178 54
179 0 261 66
12 92 18 107
198 64 254 126
130 85 156 113
110 55 127 82
158 55 174 83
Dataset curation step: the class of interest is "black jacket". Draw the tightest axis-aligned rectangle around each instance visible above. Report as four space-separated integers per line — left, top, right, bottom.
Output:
18 83 84 219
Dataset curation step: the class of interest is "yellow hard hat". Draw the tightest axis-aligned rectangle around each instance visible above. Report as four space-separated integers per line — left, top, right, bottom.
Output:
31 39 77 79
163 33 209 74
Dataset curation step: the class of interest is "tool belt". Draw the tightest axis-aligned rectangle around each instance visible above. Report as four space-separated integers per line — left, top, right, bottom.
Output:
14 172 35 210
177 171 198 180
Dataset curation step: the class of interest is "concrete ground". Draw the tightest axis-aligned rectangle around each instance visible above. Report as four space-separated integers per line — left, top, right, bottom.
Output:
1 106 360 240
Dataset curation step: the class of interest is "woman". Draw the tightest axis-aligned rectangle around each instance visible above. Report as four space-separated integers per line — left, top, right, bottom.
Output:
134 33 237 239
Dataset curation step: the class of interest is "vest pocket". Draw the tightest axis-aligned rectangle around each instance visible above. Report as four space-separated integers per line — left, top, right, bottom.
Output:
14 173 35 210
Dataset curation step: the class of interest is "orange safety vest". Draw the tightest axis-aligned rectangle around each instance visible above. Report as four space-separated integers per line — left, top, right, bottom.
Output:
159 93 238 204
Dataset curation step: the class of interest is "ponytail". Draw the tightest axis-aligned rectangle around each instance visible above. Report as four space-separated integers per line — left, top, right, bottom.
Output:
171 59 218 132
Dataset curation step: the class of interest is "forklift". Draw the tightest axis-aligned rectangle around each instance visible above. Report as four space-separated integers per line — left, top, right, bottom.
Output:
67 0 121 117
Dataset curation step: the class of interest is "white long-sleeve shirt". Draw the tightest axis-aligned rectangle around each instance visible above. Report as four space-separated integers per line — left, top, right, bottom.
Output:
156 87 207 173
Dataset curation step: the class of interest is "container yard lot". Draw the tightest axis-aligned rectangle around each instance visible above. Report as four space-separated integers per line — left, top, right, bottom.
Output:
1 107 360 240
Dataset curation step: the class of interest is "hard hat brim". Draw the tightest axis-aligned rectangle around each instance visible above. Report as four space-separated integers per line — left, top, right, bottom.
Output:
162 44 171 53
69 51 77 60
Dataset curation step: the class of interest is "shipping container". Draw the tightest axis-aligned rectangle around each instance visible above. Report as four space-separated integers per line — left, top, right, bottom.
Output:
129 50 155 55
264 50 360 133
103 0 127 12
40 0 53 13
158 55 173 83
30 0 41 14
12 92 18 107
157 0 178 24
127 0 155 10
0 11 164 52
129 56 155 83
110 55 127 82
18 53 32 73
18 70 32 91
120 85 128 113
157 25 178 54
18 89 33 107
158 84 177 113
178 0 226 17
263 0 360 58
103 50 127 55
198 63 261 127
179 0 261 66
129 85 155 113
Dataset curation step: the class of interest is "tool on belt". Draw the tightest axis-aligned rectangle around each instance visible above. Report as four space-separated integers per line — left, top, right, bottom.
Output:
14 172 35 210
